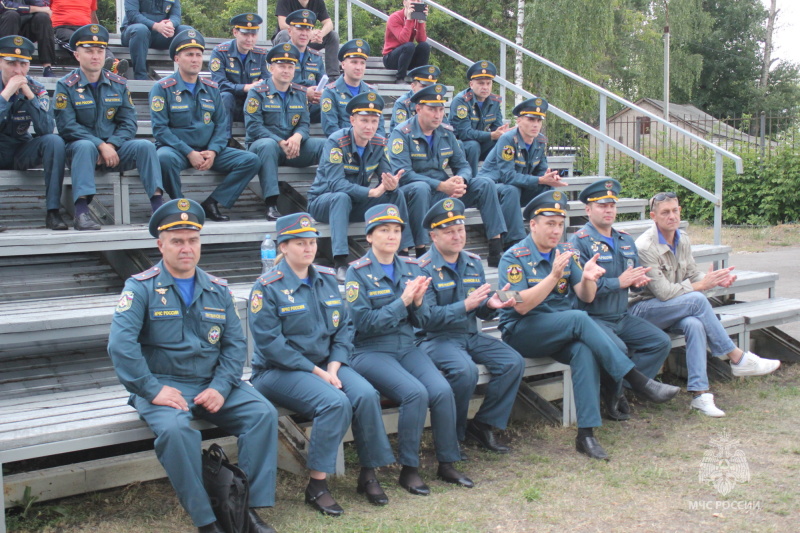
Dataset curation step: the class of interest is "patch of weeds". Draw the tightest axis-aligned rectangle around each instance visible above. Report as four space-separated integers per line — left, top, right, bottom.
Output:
5 486 70 532
780 447 800 455
522 453 551 465
758 390 769 399
522 485 542 502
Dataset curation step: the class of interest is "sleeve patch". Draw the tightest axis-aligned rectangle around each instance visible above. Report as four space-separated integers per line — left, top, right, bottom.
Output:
246 97 260 114
456 105 468 119
151 96 165 112
391 138 404 154
329 147 343 164
346 281 359 302
115 290 134 313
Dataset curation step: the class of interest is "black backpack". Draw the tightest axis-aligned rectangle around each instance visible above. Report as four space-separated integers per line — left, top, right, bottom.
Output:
202 443 250 533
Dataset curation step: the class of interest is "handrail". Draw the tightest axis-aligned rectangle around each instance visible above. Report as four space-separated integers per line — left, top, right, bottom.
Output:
342 0 737 244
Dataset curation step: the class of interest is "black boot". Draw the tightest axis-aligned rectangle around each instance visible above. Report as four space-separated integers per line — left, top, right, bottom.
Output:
487 237 503 267
201 197 230 222
333 255 349 283
197 521 225 533
247 508 276 533
264 196 281 221
465 419 510 453
46 209 68 230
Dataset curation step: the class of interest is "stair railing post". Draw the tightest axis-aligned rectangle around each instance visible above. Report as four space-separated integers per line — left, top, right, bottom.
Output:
499 42 507 116
714 153 723 246
335 0 340 36
347 0 353 41
116 0 124 32
257 0 269 42
598 93 607 176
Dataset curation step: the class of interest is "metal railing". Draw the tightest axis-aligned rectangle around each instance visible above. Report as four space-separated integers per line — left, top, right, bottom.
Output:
338 0 743 245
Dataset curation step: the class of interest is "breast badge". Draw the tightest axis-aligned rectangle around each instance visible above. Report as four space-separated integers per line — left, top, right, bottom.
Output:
208 325 221 344
332 310 340 327
557 278 568 294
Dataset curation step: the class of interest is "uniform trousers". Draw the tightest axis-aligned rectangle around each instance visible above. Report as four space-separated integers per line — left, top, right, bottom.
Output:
66 138 162 203
121 23 193 80
248 137 325 200
400 176 507 246
502 310 636 428
308 189 414 256
132 380 277 527
591 313 672 395
0 135 65 210
350 345 461 466
251 365 395 473
157 146 259 207
496 183 543 243
629 291 737 392
420 332 524 441
462 138 495 177
219 92 244 137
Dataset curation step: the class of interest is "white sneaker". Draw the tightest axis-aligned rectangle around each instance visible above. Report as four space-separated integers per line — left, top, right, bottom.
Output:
690 393 726 417
730 351 781 377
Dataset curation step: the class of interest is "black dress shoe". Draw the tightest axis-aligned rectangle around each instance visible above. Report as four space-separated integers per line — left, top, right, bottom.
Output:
304 487 344 516
46 210 68 230
265 205 281 221
465 420 510 453
576 435 609 461
436 463 474 488
601 389 631 421
356 477 389 506
198 521 225 533
201 198 230 222
247 508 277 533
617 393 631 415
73 211 101 230
398 467 430 496
634 379 681 404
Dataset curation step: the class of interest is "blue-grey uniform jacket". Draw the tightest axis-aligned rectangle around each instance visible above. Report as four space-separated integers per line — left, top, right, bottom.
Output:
0 75 53 144
55 69 137 147
243 78 310 144
569 222 642 320
249 263 351 375
345 250 429 351
307 126 389 202
121 0 183 30
449 88 503 143
390 89 414 131
478 128 548 189
209 40 269 96
107 262 245 402
496 236 583 333
149 73 227 155
418 245 495 338
320 76 384 137
389 115 472 190
293 47 324 88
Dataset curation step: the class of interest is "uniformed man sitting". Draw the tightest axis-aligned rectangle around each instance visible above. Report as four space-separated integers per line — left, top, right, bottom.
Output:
307 91 413 282
55 24 164 230
209 13 269 138
449 61 509 176
478 97 566 248
417 198 525 454
320 39 385 138
568 179 672 421
389 64 439 131
390 83 507 264
120 0 193 80
108 199 278 533
282 9 324 123
150 29 261 222
497 190 680 460
0 35 66 231
245 42 324 221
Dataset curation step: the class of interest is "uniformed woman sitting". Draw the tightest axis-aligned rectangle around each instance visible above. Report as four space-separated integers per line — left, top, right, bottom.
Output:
248 212 396 516
345 204 474 495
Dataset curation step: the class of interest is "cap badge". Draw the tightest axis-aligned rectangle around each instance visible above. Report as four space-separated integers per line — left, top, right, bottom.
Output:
180 213 189 221
480 61 488 68
303 10 310 17
435 85 443 93
367 92 376 101
429 66 435 73
443 199 454 210
552 191 562 201
356 39 364 47
387 207 399 217
187 30 196 38
90 25 99 33
92 36 98 41
246 14 254 20
554 203 561 210
177 199 191 211
605 180 614 189
283 43 291 51
300 216 310 227
535 98 542 106
13 36 23 46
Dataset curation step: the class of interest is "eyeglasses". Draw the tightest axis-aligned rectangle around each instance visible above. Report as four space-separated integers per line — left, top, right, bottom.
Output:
649 191 677 211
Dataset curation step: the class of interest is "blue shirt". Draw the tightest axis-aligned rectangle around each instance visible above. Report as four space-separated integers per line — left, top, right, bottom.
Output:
380 262 395 282
345 82 360 97
276 90 287 100
173 276 195 306
356 145 365 159
445 260 458 272
238 52 248 64
184 82 196 94
599 235 615 250
424 134 433 147
657 227 679 255
300 277 311 286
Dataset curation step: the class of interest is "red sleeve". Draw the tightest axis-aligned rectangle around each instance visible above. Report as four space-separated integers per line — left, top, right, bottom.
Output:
92 0 97 10
383 10 418 55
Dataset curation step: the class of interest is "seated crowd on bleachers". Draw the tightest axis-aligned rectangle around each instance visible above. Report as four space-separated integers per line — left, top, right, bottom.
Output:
2 6 785 533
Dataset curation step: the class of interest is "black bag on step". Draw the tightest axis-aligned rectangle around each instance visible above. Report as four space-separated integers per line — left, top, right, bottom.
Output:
201 443 250 533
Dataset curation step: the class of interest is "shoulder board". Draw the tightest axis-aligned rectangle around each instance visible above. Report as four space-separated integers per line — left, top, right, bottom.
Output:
315 265 336 276
27 77 45 92
252 46 266 54
462 91 473 102
465 251 481 260
561 242 575 250
307 48 321 56
63 71 81 87
215 42 230 52
400 123 412 134
536 133 548 143
349 257 372 269
512 247 531 258
259 271 284 285
132 265 161 280
369 135 387 146
291 82 307 92
201 78 218 89
418 257 431 267
104 71 126 84
255 84 270 93
489 94 502 102
575 229 590 239
441 123 454 132
208 274 228 286
158 77 177 89
617 228 630 236
336 134 352 147
326 81 336 89
401 257 419 265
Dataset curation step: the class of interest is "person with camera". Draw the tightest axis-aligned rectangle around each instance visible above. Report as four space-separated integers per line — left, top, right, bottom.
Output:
382 0 430 84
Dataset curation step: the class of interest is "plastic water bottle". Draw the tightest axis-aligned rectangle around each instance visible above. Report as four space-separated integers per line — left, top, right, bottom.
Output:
261 234 276 273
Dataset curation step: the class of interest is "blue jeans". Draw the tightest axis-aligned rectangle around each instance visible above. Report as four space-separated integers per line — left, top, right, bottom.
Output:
629 291 736 392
